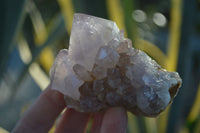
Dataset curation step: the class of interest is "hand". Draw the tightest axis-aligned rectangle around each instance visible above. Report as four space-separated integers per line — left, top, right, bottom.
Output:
12 86 127 133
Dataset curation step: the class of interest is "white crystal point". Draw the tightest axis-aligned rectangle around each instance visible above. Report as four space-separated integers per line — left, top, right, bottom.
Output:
49 49 83 100
95 46 120 68
69 13 120 71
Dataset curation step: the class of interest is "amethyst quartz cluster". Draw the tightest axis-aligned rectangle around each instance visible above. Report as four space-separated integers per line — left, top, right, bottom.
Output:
49 13 182 117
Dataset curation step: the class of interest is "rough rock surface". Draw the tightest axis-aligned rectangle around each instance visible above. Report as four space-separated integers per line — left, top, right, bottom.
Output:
49 13 182 117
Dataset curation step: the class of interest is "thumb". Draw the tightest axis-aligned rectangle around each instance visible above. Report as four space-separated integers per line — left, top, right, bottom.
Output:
100 107 127 133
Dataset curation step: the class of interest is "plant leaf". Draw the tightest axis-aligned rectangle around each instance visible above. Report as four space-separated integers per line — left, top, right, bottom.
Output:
0 0 27 80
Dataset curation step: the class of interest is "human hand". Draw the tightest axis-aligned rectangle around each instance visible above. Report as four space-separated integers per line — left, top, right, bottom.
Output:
12 86 127 133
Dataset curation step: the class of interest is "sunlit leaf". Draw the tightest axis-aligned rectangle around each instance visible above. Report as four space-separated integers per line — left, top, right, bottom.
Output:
57 0 74 33
10 15 66 99
167 0 200 133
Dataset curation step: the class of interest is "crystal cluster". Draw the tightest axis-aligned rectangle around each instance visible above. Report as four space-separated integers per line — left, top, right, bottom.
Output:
49 13 182 117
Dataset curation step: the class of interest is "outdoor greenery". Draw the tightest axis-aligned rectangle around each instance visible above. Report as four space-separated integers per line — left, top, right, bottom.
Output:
0 0 200 132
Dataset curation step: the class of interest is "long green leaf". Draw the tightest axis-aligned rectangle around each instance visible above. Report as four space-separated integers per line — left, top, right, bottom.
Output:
0 0 27 80
121 0 137 44
9 15 66 100
167 0 200 132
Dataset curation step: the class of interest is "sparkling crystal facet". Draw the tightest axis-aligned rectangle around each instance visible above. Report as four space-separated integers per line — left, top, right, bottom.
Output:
69 13 120 71
95 46 120 68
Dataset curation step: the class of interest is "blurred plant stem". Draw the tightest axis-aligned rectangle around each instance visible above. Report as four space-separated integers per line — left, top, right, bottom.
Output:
157 0 183 132
57 0 74 34
121 0 137 42
188 84 200 122
106 0 126 35
9 15 66 100
0 0 27 80
27 0 54 73
167 0 200 132
166 0 182 71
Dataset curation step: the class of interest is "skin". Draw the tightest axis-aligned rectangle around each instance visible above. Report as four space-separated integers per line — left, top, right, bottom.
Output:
12 86 127 133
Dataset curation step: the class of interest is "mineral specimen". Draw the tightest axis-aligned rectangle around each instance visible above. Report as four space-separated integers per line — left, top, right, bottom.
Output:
49 13 182 117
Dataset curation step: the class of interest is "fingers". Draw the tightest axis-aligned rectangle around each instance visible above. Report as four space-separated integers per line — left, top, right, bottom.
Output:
100 107 127 133
55 108 91 133
90 112 105 133
12 87 66 133
12 85 127 133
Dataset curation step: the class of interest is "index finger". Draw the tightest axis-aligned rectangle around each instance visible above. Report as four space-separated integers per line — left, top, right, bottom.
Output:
12 86 66 133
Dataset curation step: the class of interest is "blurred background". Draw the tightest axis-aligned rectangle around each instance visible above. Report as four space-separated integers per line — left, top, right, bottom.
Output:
0 0 200 132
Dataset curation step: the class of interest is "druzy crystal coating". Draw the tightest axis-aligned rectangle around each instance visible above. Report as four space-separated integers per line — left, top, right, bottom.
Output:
49 13 182 117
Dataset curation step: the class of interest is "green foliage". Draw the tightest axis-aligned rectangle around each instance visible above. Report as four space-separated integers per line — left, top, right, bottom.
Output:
0 0 26 80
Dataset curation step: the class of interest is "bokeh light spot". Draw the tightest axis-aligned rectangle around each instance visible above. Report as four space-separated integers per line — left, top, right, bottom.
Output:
132 10 147 23
153 12 167 27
